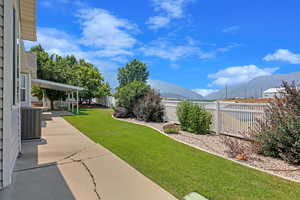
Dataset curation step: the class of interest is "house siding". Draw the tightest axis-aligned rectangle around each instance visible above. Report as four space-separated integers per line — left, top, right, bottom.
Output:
0 0 4 189
1 0 21 189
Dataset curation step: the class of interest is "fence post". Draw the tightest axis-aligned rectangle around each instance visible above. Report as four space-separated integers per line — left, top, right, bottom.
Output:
163 101 167 122
216 101 220 135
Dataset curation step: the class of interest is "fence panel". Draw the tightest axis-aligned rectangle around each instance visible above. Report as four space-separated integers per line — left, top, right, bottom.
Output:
162 100 266 138
218 102 266 137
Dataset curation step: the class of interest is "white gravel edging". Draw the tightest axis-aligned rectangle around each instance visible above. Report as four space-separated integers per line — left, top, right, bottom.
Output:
112 115 300 184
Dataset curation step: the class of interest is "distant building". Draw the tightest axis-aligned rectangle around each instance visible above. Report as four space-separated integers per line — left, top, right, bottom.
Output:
263 88 284 98
263 86 300 98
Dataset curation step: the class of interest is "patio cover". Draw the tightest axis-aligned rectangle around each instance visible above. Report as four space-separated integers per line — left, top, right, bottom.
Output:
31 79 84 92
31 79 84 114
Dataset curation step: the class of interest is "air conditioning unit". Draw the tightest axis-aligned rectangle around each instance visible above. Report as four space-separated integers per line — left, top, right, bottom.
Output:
21 107 42 140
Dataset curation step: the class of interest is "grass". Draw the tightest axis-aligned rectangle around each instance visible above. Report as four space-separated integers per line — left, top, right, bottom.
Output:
64 108 300 200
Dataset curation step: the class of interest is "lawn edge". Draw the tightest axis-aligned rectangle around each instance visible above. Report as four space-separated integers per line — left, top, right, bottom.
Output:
112 115 300 184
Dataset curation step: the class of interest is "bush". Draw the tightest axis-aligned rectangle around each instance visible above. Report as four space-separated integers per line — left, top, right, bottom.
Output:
133 89 164 122
188 104 212 134
113 107 129 118
115 81 150 117
163 123 180 134
252 81 300 164
176 101 212 134
176 101 193 131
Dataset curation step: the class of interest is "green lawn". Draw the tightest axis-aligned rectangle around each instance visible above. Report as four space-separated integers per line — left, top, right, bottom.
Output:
64 108 300 200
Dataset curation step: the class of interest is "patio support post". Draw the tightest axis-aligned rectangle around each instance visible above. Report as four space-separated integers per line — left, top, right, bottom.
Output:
76 90 79 114
68 92 71 111
216 101 221 135
42 89 46 107
71 92 74 113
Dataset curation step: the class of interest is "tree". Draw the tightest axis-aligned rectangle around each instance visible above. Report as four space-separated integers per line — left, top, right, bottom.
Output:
117 59 149 88
74 59 106 104
96 82 111 98
133 89 164 122
30 45 110 109
31 86 43 101
31 46 67 109
115 81 150 116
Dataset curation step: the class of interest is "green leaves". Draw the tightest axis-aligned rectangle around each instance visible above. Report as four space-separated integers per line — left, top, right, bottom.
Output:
115 81 150 115
30 45 110 107
177 101 193 131
117 59 149 88
177 101 212 134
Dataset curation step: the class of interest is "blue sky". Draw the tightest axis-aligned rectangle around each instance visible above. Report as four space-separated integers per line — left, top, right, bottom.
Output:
27 0 300 96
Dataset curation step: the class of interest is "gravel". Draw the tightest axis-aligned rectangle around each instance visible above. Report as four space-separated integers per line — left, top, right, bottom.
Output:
123 118 300 182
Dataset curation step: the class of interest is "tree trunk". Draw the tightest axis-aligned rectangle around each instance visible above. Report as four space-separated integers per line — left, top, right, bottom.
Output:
50 100 54 110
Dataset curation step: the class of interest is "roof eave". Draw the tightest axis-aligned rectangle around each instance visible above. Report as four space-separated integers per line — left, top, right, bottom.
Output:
20 0 37 41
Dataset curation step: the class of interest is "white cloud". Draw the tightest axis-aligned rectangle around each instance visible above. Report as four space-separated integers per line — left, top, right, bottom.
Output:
263 49 300 64
140 38 239 61
24 27 125 72
140 40 199 61
192 89 217 96
199 43 240 59
147 0 195 29
208 65 279 86
222 26 240 34
24 8 139 72
25 27 80 54
147 16 171 29
77 8 138 57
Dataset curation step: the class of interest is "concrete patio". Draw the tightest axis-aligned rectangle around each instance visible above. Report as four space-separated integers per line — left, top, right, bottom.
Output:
0 112 177 200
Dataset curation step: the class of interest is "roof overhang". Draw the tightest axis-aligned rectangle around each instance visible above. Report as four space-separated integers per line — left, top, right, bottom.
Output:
20 0 37 41
32 79 84 92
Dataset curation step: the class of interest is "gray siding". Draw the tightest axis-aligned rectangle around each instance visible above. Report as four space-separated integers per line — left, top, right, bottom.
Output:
1 0 21 189
0 0 4 189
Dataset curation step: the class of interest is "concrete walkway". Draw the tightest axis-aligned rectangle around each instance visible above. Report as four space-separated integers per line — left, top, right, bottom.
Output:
0 112 177 200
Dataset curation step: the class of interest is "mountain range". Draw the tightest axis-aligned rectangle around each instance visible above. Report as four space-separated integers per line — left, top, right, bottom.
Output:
148 80 204 100
206 71 300 100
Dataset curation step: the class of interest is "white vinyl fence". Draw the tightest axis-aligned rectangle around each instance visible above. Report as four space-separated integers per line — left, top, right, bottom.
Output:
163 100 267 137
96 96 116 108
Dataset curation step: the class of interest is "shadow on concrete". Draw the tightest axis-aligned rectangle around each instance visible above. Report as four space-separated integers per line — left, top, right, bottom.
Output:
0 114 76 200
41 111 74 128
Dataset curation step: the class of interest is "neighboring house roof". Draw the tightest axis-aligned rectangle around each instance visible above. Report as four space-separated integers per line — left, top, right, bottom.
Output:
263 88 283 93
20 0 36 41
31 79 84 92
264 86 300 94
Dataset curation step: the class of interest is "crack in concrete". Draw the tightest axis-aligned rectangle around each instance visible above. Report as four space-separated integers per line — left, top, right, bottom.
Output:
14 154 109 173
57 147 90 163
71 157 102 200
14 144 106 200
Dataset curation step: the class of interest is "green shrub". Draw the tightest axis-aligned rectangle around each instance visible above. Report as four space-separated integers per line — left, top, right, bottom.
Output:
253 81 300 164
176 101 193 131
115 81 150 117
133 89 164 122
188 104 212 134
113 106 129 118
176 101 212 134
